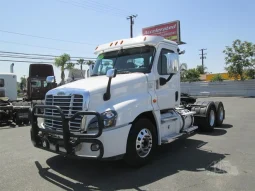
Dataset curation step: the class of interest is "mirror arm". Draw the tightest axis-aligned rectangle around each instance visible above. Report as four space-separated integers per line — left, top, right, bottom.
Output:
159 73 174 86
103 77 112 101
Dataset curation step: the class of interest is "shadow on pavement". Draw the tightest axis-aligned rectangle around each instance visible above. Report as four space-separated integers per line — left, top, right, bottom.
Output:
35 138 229 191
198 128 227 136
219 124 233 129
0 122 29 130
197 124 233 136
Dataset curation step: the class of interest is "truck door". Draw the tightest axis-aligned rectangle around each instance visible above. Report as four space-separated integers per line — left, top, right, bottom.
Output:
154 45 179 110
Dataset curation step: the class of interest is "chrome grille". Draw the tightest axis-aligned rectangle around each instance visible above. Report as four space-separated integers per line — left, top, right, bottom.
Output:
44 94 83 132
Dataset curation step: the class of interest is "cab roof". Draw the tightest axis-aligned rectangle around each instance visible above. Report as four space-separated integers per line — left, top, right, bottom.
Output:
94 35 178 55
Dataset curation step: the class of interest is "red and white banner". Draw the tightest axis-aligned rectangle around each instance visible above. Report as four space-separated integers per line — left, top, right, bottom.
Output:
142 20 181 43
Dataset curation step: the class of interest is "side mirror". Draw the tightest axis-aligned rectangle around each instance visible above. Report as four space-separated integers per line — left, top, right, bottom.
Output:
167 53 179 74
46 76 55 83
106 69 117 78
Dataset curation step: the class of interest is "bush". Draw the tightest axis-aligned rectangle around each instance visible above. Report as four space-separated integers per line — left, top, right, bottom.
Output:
181 68 201 82
211 74 225 82
245 68 255 79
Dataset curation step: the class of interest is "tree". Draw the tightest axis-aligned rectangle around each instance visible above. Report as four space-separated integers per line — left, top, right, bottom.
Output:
223 39 255 80
180 63 188 82
196 65 207 74
244 68 255 79
54 53 74 84
87 60 95 65
20 76 26 90
181 68 200 82
76 59 86 70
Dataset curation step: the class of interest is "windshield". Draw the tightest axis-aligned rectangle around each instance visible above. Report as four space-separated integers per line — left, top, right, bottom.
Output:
91 46 155 76
31 80 41 88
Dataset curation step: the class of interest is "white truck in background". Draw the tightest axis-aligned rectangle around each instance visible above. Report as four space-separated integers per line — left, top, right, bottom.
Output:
30 35 225 167
0 71 30 126
0 73 18 101
66 65 94 83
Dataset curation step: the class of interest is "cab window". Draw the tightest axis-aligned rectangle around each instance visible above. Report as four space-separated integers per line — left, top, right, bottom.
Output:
157 49 174 75
31 80 41 88
43 81 48 88
0 79 4 87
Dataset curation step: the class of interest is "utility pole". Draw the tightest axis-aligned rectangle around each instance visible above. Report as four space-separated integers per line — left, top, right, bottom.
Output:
127 14 138 38
199 49 207 73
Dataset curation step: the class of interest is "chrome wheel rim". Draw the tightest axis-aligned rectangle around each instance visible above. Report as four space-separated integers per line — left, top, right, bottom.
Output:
209 109 215 126
219 107 224 121
136 128 152 158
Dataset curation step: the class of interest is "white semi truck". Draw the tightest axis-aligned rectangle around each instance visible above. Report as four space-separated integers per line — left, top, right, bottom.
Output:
0 72 30 126
30 35 225 167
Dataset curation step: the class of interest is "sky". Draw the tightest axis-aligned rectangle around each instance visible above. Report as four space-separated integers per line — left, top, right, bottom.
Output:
0 0 255 83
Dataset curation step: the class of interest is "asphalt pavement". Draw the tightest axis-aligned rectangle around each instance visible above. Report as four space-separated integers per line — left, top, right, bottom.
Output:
0 97 254 191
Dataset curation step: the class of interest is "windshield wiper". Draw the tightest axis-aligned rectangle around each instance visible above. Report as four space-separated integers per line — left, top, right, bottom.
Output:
117 70 131 74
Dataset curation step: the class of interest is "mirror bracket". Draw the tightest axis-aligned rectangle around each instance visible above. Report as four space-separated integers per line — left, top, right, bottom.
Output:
159 73 174 86
103 69 117 101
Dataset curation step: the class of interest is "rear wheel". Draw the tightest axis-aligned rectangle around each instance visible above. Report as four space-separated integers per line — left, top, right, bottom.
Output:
194 102 216 132
124 118 157 167
214 101 225 127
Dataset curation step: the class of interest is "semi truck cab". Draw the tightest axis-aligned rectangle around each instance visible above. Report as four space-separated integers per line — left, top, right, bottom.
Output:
30 35 225 167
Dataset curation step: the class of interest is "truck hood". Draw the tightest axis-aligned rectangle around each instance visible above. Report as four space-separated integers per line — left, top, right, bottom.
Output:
48 73 147 95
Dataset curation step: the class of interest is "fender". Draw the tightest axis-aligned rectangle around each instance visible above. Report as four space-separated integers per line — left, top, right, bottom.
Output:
86 91 163 145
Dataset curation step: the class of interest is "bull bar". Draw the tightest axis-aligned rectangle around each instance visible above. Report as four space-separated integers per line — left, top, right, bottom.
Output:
30 105 105 159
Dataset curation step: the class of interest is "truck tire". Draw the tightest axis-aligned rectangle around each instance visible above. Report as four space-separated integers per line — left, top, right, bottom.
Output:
124 118 157 167
23 119 30 125
194 102 216 132
214 101 225 127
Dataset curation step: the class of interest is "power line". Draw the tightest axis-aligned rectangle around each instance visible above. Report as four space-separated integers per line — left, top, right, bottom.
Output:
0 40 70 51
0 29 96 45
0 59 54 64
0 55 94 62
80 0 131 15
127 15 138 38
0 50 96 59
56 0 128 17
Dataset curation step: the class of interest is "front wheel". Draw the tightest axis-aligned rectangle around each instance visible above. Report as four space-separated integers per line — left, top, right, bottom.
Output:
124 118 157 167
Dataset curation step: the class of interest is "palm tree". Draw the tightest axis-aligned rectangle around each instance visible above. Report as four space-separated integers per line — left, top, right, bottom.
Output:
180 63 188 82
54 53 74 84
180 63 188 72
76 59 85 70
87 60 95 65
196 65 207 74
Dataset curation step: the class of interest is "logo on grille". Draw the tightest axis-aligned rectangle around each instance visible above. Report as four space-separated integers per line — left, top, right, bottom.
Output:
57 91 65 96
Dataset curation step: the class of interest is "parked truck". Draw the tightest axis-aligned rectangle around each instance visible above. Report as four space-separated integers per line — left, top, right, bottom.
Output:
0 73 30 126
24 63 57 103
30 35 225 167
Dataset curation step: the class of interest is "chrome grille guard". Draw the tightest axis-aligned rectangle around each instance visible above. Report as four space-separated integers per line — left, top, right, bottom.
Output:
30 105 104 159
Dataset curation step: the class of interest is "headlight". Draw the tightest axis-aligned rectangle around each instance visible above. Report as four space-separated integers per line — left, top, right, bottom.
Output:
88 110 117 130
